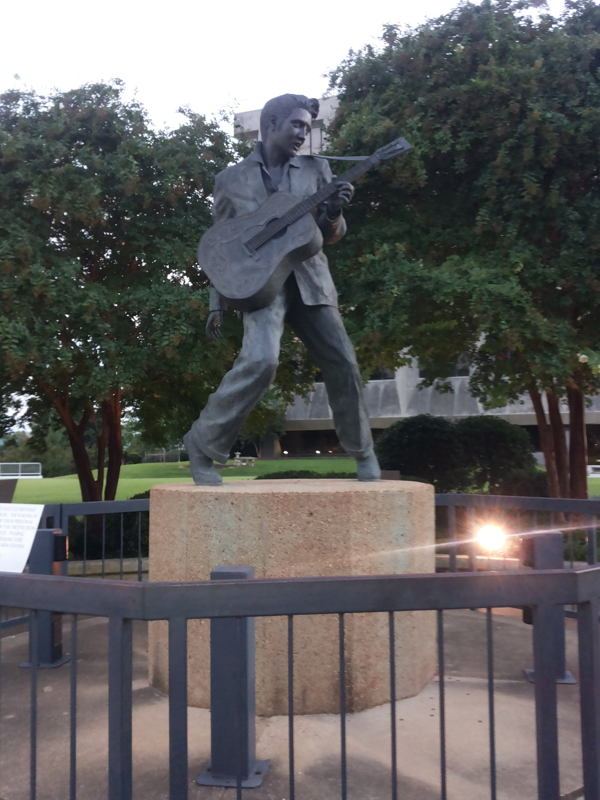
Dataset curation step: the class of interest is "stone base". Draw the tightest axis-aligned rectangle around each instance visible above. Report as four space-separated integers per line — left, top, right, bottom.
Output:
148 479 436 716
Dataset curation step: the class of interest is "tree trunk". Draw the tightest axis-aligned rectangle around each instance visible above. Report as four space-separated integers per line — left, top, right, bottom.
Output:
567 384 588 499
529 385 561 498
49 394 102 501
547 390 569 497
103 388 123 501
94 406 108 501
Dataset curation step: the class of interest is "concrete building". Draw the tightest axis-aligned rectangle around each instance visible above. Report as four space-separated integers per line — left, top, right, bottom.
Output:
282 360 600 457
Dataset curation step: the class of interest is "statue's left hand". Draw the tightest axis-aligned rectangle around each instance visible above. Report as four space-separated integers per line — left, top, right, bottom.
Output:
206 310 223 341
326 179 354 218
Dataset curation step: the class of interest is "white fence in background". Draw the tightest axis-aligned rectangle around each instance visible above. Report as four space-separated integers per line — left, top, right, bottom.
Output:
0 463 42 479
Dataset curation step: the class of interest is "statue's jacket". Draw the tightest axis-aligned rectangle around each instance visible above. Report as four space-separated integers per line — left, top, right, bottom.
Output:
208 144 346 312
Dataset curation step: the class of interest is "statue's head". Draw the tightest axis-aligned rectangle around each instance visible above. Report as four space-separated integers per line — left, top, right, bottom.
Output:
260 94 319 142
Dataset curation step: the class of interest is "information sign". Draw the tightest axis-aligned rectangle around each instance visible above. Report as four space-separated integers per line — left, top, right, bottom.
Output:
0 504 44 573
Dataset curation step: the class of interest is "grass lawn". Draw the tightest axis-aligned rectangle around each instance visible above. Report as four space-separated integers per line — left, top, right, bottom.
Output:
12 458 357 504
14 462 599 505
588 477 600 497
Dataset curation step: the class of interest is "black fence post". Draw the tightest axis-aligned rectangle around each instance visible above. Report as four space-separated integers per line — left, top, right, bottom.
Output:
21 529 69 669
532 602 561 800
577 595 600 797
196 566 270 789
108 616 133 800
524 532 576 684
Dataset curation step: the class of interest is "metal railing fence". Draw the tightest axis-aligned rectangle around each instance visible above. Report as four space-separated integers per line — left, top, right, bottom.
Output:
31 494 600 580
35 494 600 581
41 499 150 580
0 566 599 800
435 494 600 572
1 500 149 639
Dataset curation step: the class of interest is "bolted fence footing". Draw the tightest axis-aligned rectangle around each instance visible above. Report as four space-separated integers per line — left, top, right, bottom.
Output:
196 565 270 789
524 668 577 685
196 758 271 789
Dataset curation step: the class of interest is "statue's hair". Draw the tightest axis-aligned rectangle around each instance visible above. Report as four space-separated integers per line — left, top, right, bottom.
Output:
260 94 319 140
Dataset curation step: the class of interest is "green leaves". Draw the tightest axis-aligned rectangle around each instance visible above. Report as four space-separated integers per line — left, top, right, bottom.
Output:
0 81 241 498
326 0 600 408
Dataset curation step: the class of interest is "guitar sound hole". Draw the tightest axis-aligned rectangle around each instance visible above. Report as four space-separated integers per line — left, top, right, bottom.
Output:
266 218 288 240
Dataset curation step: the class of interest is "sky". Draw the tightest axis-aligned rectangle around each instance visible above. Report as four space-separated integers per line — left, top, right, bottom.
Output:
1 0 566 132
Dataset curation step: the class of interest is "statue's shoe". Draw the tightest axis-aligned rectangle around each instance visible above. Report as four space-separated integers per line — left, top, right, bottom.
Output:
356 450 381 482
183 432 223 486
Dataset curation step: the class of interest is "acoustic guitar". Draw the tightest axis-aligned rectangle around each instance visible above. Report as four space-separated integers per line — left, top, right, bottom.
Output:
197 137 412 312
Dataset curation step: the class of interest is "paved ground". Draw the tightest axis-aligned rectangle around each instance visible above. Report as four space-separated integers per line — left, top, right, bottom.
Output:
0 609 584 800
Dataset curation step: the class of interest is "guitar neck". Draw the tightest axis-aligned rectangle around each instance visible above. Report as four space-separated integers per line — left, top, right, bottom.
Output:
290 154 380 221
246 154 381 252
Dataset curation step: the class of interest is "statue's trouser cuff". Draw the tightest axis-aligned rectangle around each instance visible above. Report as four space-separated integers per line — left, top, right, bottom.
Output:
343 445 374 459
197 437 229 465
190 276 373 464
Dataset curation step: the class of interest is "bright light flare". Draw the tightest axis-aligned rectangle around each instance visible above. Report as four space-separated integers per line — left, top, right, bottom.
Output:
476 524 506 552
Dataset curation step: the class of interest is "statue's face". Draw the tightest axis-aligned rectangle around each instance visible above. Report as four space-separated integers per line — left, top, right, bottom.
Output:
268 107 312 159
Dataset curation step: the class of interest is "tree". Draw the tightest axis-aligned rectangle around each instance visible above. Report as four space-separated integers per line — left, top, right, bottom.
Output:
374 413 537 492
327 0 600 498
454 415 536 492
375 415 468 491
0 82 242 500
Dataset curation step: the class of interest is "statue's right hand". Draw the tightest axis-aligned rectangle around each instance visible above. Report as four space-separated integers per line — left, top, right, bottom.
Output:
206 311 223 341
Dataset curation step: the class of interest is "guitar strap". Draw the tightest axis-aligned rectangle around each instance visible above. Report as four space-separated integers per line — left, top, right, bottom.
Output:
316 154 369 161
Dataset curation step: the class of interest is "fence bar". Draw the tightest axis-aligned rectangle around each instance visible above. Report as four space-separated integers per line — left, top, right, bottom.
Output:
587 515 597 567
532 603 560 800
437 610 447 800
448 506 456 573
467 507 476 571
339 613 347 800
577 596 600 798
0 613 29 630
108 616 133 800
102 517 106 579
288 615 295 800
0 607 2 735
30 609 38 800
83 517 87 577
236 616 243 800
486 609 497 800
137 513 143 582
389 612 397 800
168 617 188 800
70 615 78 800
120 515 124 580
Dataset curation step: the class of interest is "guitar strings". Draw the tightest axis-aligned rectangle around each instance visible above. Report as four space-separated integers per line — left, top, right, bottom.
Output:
246 157 376 252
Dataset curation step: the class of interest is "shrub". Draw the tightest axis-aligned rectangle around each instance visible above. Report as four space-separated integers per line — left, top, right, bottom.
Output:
375 414 538 494
256 470 357 480
496 467 548 497
123 452 142 465
455 416 536 492
374 415 468 493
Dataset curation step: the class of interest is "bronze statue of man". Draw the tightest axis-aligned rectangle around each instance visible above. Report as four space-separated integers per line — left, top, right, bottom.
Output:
183 94 381 485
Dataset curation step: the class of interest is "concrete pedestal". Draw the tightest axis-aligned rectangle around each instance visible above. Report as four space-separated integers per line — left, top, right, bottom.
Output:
148 479 436 716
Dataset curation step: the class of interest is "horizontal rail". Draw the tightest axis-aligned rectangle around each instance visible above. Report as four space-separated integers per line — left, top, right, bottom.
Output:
60 499 150 516
0 567 599 620
0 462 42 479
436 493 600 514
0 613 30 629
